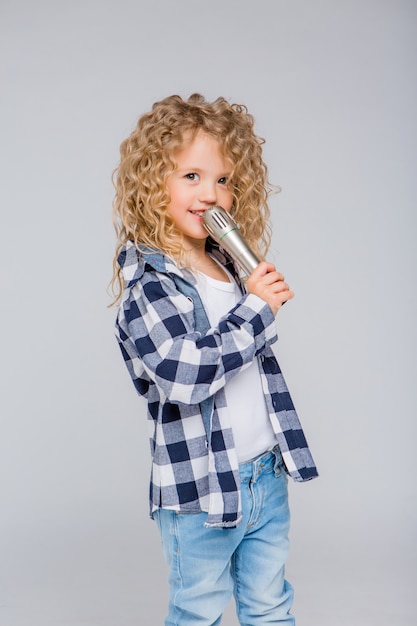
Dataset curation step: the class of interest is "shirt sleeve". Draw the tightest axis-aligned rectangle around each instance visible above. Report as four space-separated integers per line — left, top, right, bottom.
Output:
116 270 278 405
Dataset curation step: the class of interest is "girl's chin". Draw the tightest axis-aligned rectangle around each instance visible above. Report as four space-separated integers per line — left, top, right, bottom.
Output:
182 233 209 247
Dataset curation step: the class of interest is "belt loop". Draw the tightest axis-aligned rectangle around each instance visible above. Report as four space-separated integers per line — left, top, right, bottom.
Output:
273 445 283 476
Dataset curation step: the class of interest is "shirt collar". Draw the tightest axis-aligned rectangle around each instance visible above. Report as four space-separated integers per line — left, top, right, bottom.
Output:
118 239 243 289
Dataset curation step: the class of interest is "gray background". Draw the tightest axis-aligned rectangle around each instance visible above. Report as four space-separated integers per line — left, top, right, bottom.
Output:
1 1 416 625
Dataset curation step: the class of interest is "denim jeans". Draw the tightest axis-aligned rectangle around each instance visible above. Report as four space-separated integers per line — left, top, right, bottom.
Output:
154 447 295 625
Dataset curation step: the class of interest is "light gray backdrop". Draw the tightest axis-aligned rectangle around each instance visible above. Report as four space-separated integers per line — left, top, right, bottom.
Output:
1 1 416 625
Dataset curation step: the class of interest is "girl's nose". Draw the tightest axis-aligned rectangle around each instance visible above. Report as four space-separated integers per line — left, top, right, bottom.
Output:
198 181 217 204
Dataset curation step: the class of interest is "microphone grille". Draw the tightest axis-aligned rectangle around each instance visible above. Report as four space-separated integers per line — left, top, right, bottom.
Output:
202 206 237 240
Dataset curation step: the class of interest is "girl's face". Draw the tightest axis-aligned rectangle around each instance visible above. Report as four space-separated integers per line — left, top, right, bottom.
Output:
166 132 233 250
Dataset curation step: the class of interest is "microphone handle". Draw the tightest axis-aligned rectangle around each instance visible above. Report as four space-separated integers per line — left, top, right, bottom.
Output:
219 229 261 276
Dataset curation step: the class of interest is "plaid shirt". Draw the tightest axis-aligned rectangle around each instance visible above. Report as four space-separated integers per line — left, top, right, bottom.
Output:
115 241 318 527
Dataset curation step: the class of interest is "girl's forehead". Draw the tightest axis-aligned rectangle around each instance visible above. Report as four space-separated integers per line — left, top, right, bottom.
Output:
174 133 232 169
175 131 230 160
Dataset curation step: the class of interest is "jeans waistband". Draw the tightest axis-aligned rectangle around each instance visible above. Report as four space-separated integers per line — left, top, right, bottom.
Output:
238 445 283 484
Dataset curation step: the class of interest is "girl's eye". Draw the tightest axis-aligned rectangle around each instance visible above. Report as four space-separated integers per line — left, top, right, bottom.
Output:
185 172 199 181
218 176 228 185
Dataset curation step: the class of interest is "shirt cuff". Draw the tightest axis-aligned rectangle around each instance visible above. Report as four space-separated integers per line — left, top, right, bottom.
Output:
229 293 278 347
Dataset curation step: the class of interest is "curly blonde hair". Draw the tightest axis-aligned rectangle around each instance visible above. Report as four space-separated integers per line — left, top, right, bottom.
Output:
111 93 274 302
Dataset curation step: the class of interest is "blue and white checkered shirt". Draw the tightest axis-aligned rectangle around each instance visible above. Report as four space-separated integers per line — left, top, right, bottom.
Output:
115 241 318 527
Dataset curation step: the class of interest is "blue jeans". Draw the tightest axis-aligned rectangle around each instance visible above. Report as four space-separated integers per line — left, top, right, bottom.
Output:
154 447 295 625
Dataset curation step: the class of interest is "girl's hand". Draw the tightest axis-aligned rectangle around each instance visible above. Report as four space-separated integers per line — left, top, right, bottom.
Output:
246 262 294 316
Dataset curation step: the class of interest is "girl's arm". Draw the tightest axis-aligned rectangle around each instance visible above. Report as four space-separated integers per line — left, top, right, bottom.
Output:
116 270 278 405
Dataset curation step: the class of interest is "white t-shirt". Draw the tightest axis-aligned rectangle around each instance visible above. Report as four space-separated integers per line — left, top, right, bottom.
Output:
194 266 277 463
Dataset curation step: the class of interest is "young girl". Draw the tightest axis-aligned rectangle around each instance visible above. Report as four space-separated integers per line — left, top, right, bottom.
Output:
112 94 318 625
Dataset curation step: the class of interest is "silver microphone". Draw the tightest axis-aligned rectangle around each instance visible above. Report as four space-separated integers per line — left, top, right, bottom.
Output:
202 206 260 276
